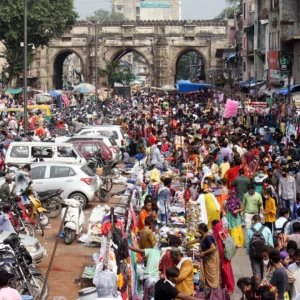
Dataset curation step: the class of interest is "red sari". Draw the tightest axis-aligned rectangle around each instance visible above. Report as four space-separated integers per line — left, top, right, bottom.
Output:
212 221 235 293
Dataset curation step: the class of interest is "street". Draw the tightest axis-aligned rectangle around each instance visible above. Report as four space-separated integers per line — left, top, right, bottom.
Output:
35 184 252 300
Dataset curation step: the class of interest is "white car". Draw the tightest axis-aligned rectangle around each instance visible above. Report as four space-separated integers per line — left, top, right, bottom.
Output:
29 162 98 209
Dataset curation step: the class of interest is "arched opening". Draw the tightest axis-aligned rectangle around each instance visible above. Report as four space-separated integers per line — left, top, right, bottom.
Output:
112 49 151 90
53 51 83 90
175 50 205 83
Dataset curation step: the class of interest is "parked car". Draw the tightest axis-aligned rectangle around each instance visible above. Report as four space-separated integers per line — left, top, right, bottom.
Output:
68 140 114 167
0 230 45 264
65 135 122 163
72 125 129 150
5 142 86 166
29 162 98 209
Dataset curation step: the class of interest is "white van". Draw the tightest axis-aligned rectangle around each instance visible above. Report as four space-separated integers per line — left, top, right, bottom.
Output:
72 125 129 150
5 142 86 166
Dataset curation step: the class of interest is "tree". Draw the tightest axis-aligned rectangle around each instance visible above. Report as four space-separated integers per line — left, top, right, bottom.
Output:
216 0 242 19
0 0 78 87
87 9 126 22
99 60 136 89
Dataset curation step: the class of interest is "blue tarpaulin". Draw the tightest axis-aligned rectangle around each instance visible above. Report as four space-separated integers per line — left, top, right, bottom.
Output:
48 91 62 107
226 53 236 62
240 79 256 87
176 80 211 93
274 84 300 95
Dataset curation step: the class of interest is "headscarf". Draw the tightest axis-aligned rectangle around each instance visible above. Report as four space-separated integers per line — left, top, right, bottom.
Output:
280 251 289 269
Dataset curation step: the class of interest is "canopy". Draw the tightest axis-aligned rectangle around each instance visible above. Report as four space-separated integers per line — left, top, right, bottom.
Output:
33 94 52 103
62 95 70 107
48 91 60 97
274 84 300 96
176 80 211 93
160 84 176 91
226 53 236 62
240 79 256 87
72 83 96 94
5 88 23 94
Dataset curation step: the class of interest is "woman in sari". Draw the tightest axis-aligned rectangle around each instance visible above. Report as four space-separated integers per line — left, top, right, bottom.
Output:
223 190 245 247
183 223 220 294
212 219 235 295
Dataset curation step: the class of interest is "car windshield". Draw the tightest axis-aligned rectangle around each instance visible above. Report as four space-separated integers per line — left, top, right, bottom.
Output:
81 165 95 177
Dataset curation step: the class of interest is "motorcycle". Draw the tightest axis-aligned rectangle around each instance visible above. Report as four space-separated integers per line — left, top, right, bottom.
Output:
95 168 109 203
1 233 49 299
35 189 63 218
19 186 50 235
4 197 36 237
61 198 84 245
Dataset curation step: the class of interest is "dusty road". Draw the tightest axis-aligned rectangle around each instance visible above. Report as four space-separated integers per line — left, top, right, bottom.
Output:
36 185 126 300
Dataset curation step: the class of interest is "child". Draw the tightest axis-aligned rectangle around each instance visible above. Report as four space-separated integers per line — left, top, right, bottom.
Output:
0 262 21 299
262 188 277 232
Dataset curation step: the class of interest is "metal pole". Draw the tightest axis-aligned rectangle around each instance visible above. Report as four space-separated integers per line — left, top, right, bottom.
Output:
23 0 28 133
95 23 98 100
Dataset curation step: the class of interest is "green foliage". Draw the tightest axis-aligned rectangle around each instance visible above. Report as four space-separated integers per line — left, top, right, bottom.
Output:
216 0 242 19
176 52 197 81
87 9 127 22
99 60 136 88
0 0 78 86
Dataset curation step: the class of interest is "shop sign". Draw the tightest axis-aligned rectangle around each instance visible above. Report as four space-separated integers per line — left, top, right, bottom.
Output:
249 101 268 108
141 2 170 8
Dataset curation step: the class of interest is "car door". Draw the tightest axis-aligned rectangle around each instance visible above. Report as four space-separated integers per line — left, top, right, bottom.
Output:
30 166 47 192
45 165 77 198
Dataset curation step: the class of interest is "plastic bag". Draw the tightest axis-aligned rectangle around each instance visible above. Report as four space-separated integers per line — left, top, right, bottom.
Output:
222 216 229 230
93 270 118 297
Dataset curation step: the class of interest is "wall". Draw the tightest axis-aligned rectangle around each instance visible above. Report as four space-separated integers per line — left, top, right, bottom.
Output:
293 41 300 84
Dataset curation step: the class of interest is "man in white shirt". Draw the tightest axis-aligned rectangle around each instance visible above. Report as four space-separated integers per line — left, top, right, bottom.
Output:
288 249 300 299
274 207 290 235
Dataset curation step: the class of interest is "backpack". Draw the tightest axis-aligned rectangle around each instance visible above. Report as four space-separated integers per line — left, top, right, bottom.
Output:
219 230 236 260
273 220 289 248
250 226 266 259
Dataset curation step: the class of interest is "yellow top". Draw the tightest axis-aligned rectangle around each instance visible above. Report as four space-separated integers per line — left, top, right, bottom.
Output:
176 260 194 297
265 197 277 223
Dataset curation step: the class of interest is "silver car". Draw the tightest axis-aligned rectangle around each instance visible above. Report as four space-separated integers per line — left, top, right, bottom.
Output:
29 162 98 209
0 230 45 264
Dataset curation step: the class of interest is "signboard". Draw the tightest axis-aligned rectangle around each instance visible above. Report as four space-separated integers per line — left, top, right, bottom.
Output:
267 51 279 85
250 101 268 108
141 2 170 8
280 56 290 72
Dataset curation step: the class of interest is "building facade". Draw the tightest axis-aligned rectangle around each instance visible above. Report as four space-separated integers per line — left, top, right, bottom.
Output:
242 0 300 89
112 0 181 21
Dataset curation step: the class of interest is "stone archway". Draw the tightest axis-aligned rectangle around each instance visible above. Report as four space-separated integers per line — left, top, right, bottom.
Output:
51 48 86 89
170 47 210 84
102 47 154 87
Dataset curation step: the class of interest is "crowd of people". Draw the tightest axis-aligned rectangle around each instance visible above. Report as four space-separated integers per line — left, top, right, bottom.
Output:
117 90 300 300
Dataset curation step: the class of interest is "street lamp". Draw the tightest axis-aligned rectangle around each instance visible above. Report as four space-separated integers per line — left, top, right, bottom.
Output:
88 20 105 100
23 0 28 133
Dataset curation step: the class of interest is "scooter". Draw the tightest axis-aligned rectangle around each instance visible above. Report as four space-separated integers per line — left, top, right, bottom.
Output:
61 199 84 245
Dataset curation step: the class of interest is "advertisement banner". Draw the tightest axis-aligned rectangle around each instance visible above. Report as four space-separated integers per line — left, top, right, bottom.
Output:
141 2 170 8
267 51 279 84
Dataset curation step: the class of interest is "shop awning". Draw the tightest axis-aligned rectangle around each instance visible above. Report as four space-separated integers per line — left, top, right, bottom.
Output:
47 90 60 97
240 79 256 87
274 84 300 95
176 80 211 93
5 88 23 94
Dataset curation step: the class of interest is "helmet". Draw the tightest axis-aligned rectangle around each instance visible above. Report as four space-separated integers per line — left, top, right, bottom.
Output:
0 262 15 278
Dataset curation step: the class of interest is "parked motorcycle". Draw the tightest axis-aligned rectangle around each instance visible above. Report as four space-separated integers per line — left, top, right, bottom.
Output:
4 197 36 237
61 198 84 245
1 233 49 299
20 186 50 235
96 168 109 203
35 189 63 218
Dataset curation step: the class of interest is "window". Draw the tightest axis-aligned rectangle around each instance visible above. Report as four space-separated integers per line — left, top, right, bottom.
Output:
81 165 95 177
57 147 77 158
298 55 300 71
11 146 29 158
136 16 140 21
80 130 95 136
97 130 116 139
136 7 140 14
32 146 54 158
243 3 246 20
109 137 117 146
50 166 76 178
31 166 47 180
81 143 100 153
116 5 123 11
243 61 246 72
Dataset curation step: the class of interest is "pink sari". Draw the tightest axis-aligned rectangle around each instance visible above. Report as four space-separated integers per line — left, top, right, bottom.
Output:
212 221 235 293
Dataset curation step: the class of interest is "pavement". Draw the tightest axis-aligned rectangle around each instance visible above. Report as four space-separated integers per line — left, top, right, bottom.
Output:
35 184 252 300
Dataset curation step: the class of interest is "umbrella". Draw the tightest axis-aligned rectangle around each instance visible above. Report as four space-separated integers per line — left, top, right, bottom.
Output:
72 83 96 94
160 84 176 91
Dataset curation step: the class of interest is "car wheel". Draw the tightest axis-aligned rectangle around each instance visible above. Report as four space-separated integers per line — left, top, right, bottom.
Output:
70 192 88 209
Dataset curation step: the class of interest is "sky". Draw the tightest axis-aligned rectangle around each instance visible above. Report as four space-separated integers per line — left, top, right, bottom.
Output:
74 0 228 20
